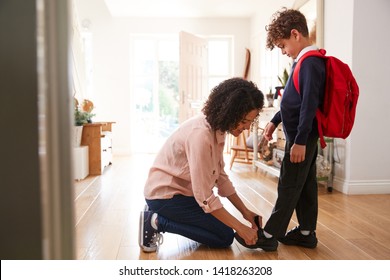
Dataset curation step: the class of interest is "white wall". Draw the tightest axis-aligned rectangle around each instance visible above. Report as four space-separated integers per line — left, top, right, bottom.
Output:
249 1 293 92
75 0 251 155
322 0 354 186
350 0 390 194
324 0 390 194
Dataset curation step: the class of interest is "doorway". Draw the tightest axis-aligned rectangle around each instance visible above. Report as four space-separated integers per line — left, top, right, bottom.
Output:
130 35 180 154
130 33 233 154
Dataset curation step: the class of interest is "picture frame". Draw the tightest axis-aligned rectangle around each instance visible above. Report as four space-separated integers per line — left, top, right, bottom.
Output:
293 0 324 48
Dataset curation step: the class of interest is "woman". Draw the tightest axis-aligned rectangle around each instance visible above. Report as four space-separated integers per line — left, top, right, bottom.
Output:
139 77 264 252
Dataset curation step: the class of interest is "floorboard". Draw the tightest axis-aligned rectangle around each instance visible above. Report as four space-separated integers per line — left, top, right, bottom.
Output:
73 154 390 260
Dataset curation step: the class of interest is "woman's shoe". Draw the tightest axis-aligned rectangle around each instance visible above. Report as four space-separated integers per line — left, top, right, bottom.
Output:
138 211 163 252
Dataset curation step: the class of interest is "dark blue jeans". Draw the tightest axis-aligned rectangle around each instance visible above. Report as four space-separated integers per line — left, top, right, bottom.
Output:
146 195 234 247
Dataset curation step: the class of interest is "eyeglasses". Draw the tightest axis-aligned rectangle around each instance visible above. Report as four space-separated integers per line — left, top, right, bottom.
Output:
239 115 259 126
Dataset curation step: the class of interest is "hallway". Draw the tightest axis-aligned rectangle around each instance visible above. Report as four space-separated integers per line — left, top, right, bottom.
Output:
74 154 390 260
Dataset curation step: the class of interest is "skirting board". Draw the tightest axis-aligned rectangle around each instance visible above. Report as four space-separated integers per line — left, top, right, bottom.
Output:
333 178 390 195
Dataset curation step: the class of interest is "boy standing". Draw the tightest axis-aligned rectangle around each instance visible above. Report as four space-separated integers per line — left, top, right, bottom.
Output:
235 8 325 251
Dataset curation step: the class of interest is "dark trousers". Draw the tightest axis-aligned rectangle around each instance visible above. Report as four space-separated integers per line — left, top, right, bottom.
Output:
264 135 319 238
146 195 234 247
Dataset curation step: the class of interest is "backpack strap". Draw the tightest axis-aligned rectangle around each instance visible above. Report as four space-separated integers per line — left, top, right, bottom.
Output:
292 48 328 148
292 49 326 94
316 110 327 148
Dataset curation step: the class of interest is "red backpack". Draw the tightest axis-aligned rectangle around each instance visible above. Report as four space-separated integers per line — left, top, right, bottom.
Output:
293 49 359 148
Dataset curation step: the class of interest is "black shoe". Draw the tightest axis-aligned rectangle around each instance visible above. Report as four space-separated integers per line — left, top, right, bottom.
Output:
138 211 163 252
235 228 278 252
254 215 261 228
278 226 318 248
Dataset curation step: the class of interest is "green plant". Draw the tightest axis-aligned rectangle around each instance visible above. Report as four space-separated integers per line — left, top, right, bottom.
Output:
277 68 290 87
74 108 94 126
74 98 95 126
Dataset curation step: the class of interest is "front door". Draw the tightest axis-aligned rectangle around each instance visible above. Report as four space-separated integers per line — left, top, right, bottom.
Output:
179 31 208 123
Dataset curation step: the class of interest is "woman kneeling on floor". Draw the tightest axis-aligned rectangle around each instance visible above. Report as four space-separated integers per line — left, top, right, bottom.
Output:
139 77 272 252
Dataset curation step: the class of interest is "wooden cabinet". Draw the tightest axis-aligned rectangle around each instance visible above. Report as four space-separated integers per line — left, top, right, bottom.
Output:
81 122 114 175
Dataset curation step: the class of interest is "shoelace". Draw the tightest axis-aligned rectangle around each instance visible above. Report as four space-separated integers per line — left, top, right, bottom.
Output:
150 232 164 247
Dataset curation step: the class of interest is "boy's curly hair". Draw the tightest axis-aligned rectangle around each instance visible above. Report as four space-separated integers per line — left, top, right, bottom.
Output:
202 77 264 132
265 8 309 50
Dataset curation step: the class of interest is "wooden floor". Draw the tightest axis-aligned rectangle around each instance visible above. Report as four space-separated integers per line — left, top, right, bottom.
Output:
74 154 390 260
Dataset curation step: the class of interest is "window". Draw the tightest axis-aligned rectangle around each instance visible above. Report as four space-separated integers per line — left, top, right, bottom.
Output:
130 35 179 153
207 37 233 92
129 35 233 153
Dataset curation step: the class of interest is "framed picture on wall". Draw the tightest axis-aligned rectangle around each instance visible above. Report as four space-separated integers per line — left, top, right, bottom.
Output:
293 0 324 48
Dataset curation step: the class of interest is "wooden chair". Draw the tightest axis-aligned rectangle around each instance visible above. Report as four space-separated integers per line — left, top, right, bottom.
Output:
229 130 254 170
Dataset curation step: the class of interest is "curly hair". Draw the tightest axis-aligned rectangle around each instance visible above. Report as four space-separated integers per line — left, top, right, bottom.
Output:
265 8 309 50
202 77 264 132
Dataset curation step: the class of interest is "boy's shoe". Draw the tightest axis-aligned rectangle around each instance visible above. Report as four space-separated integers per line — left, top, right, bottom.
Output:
253 215 261 228
139 211 163 252
278 226 318 248
234 228 278 252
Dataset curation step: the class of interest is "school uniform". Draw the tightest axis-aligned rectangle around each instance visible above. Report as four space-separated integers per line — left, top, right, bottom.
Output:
264 46 326 238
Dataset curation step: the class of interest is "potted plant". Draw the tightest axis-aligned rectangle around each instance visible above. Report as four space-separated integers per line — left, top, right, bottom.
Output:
277 67 289 87
74 98 95 125
266 87 274 107
273 67 290 105
81 99 95 123
73 98 95 146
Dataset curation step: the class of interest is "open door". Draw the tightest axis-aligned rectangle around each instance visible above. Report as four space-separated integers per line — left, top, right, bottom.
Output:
179 31 208 123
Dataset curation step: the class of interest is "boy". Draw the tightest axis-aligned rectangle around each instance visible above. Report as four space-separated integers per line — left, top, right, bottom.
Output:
235 8 325 250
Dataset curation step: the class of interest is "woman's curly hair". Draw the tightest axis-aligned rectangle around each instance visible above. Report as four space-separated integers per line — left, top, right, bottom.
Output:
202 77 264 132
265 8 309 50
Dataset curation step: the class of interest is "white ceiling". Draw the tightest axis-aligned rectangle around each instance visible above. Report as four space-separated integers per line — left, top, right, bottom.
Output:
104 0 294 18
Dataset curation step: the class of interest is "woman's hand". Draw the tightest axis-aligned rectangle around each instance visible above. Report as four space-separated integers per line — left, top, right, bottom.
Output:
223 193 262 245
236 224 258 245
242 211 262 230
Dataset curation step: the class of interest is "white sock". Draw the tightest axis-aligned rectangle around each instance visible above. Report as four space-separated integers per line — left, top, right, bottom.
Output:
300 230 310 236
263 230 273 238
151 213 158 230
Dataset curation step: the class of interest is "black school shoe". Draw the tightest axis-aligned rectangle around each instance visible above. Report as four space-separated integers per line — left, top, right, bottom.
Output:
235 216 278 252
278 226 318 248
234 229 278 251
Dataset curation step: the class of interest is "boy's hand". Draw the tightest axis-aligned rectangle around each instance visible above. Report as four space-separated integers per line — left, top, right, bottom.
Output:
264 122 276 141
290 143 306 163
